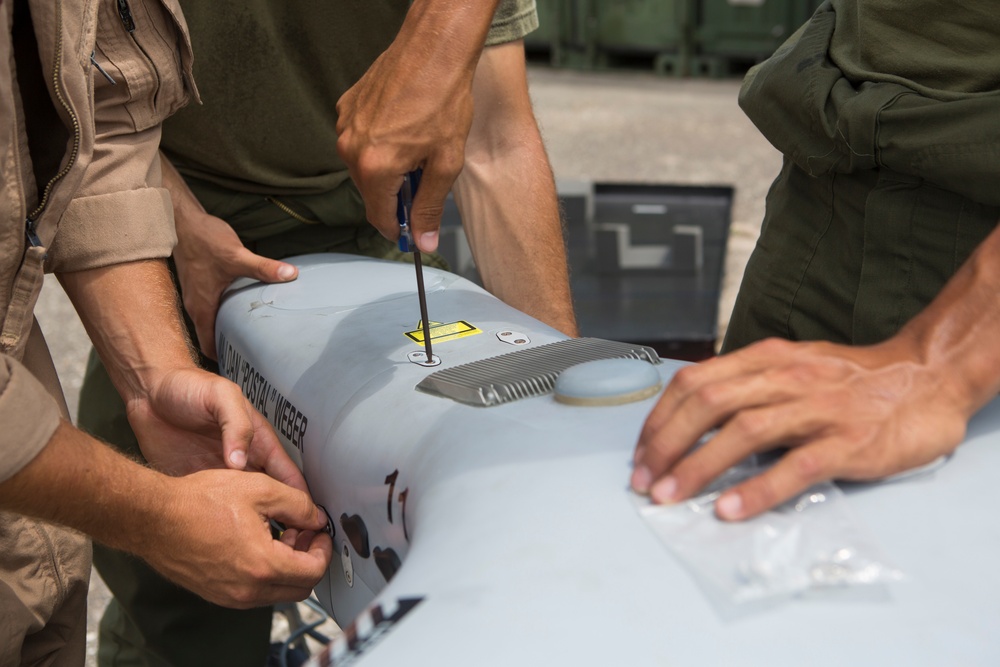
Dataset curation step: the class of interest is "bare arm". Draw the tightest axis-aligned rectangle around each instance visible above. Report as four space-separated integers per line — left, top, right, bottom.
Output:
633 220 1000 520
164 154 298 360
336 0 502 252
452 40 577 336
58 259 302 488
0 420 331 608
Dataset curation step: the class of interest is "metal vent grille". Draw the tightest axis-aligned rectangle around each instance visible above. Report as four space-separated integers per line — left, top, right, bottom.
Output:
416 337 661 407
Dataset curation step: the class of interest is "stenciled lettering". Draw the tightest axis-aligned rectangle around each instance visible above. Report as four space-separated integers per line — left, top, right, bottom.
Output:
218 342 310 453
274 393 308 452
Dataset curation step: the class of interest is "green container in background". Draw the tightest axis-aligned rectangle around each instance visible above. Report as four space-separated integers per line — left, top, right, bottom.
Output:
590 0 693 75
692 0 822 76
524 0 824 78
524 0 595 70
524 0 561 59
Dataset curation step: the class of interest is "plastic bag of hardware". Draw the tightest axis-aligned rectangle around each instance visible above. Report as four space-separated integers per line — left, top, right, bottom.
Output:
633 467 905 613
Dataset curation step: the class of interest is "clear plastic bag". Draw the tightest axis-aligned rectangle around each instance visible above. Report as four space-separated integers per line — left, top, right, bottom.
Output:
633 465 906 614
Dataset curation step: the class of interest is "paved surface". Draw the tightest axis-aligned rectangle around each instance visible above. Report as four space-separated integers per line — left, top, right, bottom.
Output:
31 65 782 665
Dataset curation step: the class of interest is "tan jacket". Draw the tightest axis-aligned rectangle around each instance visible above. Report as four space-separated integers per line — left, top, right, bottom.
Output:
1 1 197 663
1 0 198 482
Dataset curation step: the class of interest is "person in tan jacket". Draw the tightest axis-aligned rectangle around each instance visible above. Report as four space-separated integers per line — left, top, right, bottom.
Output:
0 1 332 664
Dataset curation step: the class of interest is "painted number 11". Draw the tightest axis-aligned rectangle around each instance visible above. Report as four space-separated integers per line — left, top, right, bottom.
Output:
384 469 410 542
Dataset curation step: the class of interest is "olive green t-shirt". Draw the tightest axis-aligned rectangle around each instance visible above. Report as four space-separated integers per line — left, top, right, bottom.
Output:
829 0 1000 99
161 0 538 195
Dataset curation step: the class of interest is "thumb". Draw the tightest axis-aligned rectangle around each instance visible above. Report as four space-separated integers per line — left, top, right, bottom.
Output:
264 482 328 533
235 247 298 284
217 384 256 471
409 167 458 254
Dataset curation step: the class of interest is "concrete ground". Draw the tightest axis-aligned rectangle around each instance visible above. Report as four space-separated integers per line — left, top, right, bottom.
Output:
31 66 782 665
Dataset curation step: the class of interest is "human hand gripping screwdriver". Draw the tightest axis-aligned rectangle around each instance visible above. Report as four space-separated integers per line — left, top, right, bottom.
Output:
397 170 435 364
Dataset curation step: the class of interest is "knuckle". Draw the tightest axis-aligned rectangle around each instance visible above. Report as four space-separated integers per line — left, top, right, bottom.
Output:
438 152 466 179
334 133 350 156
353 151 387 182
729 411 769 441
693 383 727 411
781 362 820 386
671 365 701 394
788 447 828 484
228 584 259 608
752 337 790 357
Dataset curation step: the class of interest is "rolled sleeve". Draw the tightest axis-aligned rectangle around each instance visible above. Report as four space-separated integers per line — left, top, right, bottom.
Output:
0 356 62 484
487 0 539 46
46 120 177 273
48 187 176 272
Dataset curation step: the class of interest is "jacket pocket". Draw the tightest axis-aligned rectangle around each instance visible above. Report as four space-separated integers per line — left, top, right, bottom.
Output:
92 0 193 132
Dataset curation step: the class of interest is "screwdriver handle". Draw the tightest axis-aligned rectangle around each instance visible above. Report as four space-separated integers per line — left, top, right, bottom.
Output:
396 169 423 253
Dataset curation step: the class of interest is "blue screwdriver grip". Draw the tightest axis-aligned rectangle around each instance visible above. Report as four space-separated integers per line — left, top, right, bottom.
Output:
396 169 423 253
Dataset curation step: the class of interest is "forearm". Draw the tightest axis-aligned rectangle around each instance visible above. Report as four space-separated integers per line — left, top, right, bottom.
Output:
160 151 208 233
1 420 332 608
454 139 577 335
57 259 196 403
395 0 502 76
893 220 1000 415
0 420 169 555
452 42 577 336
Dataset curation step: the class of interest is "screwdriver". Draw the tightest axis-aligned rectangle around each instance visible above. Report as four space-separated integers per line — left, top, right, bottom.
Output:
397 170 434 364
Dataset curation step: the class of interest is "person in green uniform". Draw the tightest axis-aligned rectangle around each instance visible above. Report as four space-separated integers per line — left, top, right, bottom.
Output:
80 1 578 666
632 0 1000 519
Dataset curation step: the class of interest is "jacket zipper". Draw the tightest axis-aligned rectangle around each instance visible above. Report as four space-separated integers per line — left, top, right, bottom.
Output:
117 0 136 32
26 0 82 247
116 0 161 103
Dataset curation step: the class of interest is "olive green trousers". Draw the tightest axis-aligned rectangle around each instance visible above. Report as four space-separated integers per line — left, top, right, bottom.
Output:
723 160 999 351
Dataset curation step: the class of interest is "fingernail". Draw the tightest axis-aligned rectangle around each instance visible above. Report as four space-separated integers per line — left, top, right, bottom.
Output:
717 492 743 520
228 449 247 469
630 465 653 493
277 264 296 280
316 506 331 530
419 231 438 252
651 476 678 504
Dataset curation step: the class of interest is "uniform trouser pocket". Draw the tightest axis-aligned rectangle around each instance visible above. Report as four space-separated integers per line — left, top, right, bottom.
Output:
724 161 999 351
0 511 91 667
853 171 999 344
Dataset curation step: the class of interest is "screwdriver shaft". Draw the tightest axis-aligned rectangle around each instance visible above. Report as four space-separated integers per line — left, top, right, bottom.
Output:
414 251 433 361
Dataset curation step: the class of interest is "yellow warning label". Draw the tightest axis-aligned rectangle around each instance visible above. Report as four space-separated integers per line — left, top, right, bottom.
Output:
405 320 482 344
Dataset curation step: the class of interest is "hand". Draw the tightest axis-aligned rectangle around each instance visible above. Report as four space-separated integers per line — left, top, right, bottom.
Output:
126 367 307 493
336 52 472 253
174 209 297 360
0 420 328 609
335 2 498 253
143 468 333 608
631 337 972 521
